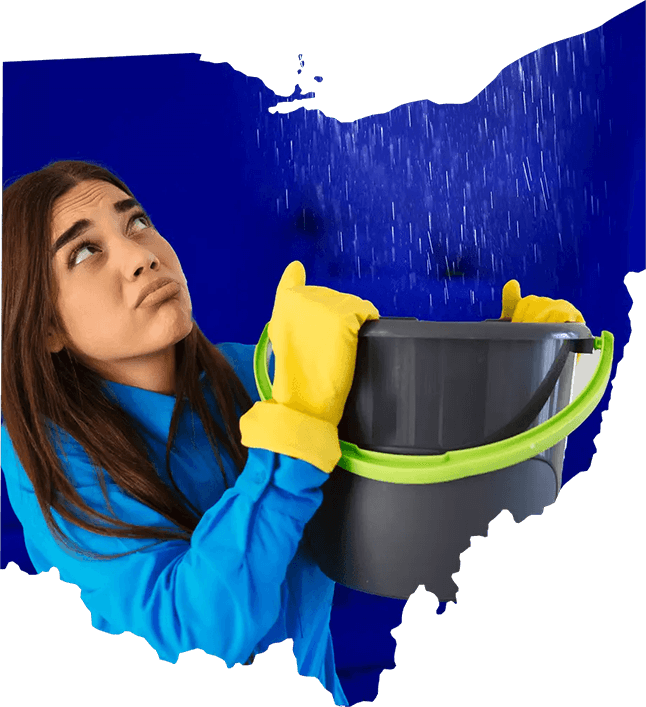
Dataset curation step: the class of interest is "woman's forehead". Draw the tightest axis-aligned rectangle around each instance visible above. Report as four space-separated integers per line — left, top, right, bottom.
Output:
51 180 129 237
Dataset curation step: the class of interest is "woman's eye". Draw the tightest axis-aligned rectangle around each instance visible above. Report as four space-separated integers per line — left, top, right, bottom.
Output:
69 215 152 268
132 215 150 231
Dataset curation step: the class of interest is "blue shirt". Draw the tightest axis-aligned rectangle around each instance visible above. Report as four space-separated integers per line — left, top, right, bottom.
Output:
1 342 347 705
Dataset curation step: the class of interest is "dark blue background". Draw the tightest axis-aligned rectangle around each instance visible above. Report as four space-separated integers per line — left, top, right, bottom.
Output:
2 4 644 704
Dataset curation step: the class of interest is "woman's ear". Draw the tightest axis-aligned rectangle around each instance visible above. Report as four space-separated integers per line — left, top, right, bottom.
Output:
47 328 65 354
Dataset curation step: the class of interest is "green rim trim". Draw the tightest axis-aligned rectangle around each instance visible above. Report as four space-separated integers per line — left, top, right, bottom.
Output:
254 323 614 485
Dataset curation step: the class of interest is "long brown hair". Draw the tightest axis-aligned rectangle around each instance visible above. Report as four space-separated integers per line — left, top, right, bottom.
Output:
2 160 254 560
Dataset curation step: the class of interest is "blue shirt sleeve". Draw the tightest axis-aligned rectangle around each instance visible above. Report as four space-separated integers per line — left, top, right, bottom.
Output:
1 423 331 668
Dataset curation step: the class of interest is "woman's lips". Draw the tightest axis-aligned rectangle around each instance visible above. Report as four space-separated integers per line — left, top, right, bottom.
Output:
138 281 182 308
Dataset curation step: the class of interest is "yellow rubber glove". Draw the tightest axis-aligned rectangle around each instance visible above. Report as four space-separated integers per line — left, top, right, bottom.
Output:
239 261 380 473
500 279 586 362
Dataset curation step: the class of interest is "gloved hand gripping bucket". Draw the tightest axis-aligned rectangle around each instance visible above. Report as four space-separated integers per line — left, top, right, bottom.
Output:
254 317 614 602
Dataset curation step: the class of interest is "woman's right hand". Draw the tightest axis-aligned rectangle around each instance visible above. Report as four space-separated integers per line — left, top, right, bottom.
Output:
268 260 380 426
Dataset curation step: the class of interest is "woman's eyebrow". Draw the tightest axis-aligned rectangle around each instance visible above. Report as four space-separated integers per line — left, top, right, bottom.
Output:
51 198 145 257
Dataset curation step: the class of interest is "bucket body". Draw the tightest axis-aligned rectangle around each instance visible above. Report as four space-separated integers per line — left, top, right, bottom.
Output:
305 319 593 601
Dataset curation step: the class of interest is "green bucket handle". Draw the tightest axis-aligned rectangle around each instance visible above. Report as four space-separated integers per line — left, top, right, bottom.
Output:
253 323 614 485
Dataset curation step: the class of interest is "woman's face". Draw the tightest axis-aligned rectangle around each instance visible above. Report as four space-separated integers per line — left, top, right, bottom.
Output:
48 179 194 384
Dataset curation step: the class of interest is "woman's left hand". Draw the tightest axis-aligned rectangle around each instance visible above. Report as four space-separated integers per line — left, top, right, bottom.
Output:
499 279 585 324
499 280 586 364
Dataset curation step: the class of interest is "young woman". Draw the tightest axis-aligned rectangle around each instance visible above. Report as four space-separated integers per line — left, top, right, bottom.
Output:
1 160 584 705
